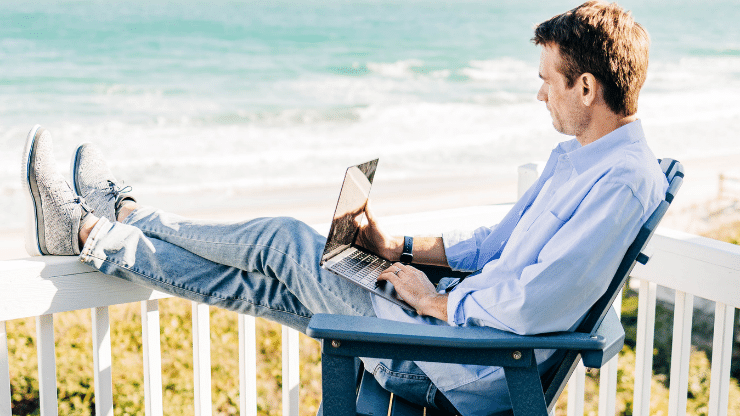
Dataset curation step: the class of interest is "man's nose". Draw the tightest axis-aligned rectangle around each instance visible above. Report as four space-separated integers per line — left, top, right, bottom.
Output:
537 85 547 102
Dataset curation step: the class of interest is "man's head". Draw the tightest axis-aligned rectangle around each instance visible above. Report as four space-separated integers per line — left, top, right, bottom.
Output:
533 1 650 118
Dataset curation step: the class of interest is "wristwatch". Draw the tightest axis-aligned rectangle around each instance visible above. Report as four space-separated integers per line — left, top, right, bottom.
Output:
400 236 413 263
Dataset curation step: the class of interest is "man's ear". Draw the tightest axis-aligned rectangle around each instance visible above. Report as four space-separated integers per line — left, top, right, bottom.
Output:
580 73 599 106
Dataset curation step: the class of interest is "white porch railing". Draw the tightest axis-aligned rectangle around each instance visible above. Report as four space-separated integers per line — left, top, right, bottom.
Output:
1 164 739 416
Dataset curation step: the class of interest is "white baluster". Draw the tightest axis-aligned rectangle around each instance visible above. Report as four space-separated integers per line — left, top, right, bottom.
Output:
567 361 586 416
1 321 11 416
668 291 693 416
141 300 164 416
598 290 623 416
282 326 300 416
238 314 257 416
36 314 58 416
708 302 735 416
633 280 657 416
92 306 114 416
193 302 212 416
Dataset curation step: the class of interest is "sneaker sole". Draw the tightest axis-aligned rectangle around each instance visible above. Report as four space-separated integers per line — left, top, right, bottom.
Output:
21 124 45 256
70 143 90 196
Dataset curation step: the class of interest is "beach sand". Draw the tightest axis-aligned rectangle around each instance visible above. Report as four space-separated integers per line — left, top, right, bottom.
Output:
2 153 738 261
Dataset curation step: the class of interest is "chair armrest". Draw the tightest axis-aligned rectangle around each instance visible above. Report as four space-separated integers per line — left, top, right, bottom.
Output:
581 307 625 368
307 314 606 351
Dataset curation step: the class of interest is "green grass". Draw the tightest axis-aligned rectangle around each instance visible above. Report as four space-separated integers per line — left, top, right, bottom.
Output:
6 298 322 416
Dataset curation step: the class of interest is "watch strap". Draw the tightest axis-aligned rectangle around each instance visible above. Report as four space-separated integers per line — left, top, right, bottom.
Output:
400 236 413 263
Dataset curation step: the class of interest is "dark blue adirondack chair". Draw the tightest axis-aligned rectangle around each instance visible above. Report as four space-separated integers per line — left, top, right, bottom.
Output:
307 159 684 416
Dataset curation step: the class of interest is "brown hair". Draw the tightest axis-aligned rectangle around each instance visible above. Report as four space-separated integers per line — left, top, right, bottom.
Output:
532 1 650 116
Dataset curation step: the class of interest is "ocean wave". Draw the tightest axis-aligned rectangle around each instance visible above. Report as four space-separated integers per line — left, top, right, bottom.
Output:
645 56 740 92
460 58 537 82
366 59 425 78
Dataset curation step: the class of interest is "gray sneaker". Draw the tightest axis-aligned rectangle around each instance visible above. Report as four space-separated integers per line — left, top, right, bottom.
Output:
71 143 135 223
22 125 92 256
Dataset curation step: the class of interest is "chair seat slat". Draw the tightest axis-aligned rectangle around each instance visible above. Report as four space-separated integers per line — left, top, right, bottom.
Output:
389 394 425 416
356 371 392 416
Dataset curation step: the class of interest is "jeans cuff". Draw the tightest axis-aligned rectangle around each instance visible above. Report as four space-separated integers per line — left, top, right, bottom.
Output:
79 217 113 262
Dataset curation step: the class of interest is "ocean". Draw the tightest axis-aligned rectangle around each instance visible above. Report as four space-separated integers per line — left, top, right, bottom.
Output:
1 0 739 230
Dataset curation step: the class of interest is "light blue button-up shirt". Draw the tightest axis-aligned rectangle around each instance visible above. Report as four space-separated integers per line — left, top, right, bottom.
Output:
372 120 668 415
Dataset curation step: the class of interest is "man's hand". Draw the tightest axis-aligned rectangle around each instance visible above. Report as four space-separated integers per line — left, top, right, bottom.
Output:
378 263 448 321
355 202 401 261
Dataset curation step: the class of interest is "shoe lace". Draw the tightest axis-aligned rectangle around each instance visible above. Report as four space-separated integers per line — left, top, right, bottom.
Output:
105 180 132 201
60 182 94 214
71 195 93 214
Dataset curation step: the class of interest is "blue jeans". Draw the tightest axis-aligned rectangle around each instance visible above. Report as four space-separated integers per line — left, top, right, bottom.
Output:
79 206 450 410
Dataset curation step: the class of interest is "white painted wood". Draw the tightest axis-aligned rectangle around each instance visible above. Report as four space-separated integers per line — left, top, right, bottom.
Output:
141 300 164 416
92 306 114 416
708 302 735 416
0 256 172 322
598 290 622 416
4 226 739 322
192 302 212 416
517 163 541 198
668 291 693 416
633 280 657 416
0 321 11 416
567 361 586 416
238 314 257 416
282 326 300 416
631 230 740 309
36 314 58 416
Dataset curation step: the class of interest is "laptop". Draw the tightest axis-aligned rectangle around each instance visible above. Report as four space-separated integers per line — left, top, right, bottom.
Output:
320 159 415 312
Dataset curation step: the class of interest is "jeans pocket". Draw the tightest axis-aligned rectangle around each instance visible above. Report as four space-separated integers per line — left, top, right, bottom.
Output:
363 358 435 407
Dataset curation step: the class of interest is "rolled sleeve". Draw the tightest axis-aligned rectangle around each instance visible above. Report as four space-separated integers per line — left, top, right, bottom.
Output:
442 229 477 271
442 225 500 272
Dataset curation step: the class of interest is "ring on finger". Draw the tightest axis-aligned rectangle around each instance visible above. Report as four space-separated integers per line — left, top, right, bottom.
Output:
393 267 401 276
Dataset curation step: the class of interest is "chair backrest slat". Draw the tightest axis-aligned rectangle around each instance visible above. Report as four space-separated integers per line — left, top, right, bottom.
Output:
543 158 684 410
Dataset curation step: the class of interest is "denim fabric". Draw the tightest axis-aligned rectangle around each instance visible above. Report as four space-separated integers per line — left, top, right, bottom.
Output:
78 207 444 408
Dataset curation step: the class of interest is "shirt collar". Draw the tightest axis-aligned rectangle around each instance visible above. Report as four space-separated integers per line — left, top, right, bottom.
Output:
553 119 645 175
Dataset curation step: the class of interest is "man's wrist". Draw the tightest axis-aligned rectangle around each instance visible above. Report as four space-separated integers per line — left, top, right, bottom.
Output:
386 236 402 261
420 293 448 321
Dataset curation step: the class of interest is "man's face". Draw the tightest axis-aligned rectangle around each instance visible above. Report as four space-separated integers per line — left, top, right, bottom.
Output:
537 44 585 136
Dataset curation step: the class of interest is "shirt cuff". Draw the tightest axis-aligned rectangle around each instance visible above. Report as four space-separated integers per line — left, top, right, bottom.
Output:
445 287 471 326
442 229 477 271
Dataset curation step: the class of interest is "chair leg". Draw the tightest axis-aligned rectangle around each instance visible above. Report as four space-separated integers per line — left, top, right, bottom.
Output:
321 352 357 416
504 365 549 416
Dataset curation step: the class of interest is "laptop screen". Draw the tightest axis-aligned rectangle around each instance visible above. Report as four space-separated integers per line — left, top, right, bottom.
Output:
321 159 378 264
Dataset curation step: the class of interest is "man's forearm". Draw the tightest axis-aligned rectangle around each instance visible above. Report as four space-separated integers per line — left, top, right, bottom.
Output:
389 236 448 267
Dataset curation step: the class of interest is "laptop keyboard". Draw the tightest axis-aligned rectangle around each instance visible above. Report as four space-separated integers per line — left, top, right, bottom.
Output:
328 250 392 290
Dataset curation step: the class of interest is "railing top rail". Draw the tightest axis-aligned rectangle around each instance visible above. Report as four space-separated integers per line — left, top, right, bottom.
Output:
631 227 740 309
0 255 172 321
2 204 740 321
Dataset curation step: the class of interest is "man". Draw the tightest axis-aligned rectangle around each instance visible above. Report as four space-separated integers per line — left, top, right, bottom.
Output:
21 2 667 415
